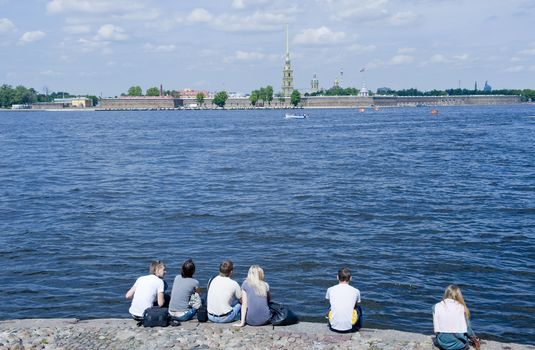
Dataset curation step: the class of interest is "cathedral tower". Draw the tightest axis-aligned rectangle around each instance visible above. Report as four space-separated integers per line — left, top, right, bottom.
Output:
282 25 294 97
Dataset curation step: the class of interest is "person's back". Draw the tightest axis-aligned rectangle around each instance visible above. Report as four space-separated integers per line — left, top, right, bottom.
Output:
325 267 361 333
169 258 200 321
236 265 271 327
126 261 166 319
433 285 479 350
207 260 242 323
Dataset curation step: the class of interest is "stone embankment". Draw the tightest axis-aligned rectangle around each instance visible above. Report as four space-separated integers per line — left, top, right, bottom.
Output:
1 319 533 350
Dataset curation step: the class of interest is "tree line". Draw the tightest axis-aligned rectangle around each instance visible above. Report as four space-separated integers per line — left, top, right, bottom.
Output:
306 85 535 102
0 84 98 108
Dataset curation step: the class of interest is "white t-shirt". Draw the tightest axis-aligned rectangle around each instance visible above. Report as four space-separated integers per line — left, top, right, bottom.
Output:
325 283 361 331
129 274 165 317
207 275 242 315
433 299 468 333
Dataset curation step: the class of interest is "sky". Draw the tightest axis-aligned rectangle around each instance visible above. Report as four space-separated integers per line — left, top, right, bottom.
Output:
1 0 534 97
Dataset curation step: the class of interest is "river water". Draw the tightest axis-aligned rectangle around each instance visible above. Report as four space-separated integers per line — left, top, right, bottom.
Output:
0 106 534 344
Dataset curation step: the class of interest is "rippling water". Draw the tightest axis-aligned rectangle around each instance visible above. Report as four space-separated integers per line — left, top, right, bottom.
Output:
0 106 534 344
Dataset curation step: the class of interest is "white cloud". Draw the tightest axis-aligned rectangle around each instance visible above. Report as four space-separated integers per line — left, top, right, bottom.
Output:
320 0 390 21
144 43 176 53
63 24 91 34
398 47 415 53
187 8 213 23
294 26 346 45
348 43 376 52
234 50 265 61
453 53 469 61
389 11 419 26
504 65 524 72
529 65 535 72
19 31 46 44
40 70 62 76
78 38 110 53
390 54 414 65
231 0 269 9
47 0 144 14
213 11 290 32
0 18 15 33
96 24 128 41
518 48 535 56
430 54 447 63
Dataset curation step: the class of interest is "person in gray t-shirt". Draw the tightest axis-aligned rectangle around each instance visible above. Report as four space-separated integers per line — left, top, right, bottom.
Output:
169 259 200 321
234 265 271 327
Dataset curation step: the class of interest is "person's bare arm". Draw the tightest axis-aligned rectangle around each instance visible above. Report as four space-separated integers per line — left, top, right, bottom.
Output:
157 292 165 307
234 290 247 327
125 285 136 299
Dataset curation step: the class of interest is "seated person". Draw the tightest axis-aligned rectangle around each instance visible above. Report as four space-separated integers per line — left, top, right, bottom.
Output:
169 258 200 321
325 267 362 333
125 260 167 320
433 284 480 350
234 265 271 327
207 259 242 323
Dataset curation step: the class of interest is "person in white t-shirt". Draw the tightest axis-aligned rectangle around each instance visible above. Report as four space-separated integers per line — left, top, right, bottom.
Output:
325 267 362 333
125 260 167 320
207 259 242 323
433 284 480 350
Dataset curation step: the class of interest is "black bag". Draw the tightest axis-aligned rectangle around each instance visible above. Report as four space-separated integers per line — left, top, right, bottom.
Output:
197 276 216 323
197 303 208 322
139 306 169 327
269 302 299 326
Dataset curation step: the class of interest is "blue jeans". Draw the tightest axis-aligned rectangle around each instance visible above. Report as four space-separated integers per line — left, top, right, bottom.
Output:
169 308 197 322
208 303 241 323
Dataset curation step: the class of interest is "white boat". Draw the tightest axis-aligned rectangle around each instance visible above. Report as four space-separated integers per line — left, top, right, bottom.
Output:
285 113 308 119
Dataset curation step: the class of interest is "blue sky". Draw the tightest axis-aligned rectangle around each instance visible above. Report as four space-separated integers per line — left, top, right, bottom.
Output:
1 0 534 96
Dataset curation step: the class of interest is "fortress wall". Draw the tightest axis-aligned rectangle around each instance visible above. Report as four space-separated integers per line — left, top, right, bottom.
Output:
99 97 180 109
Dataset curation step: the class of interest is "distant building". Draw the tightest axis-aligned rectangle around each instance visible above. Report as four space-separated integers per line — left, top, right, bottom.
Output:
311 74 319 93
177 89 211 99
281 25 294 97
358 82 369 97
31 97 92 109
483 81 492 92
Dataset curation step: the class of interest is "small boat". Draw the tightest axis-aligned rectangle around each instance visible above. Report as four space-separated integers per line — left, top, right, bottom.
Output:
285 113 308 119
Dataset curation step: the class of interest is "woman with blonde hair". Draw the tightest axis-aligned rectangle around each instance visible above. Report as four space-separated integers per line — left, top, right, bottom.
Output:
433 284 480 350
234 265 271 327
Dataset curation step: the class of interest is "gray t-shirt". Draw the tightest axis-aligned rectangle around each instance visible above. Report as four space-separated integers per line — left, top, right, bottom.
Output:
169 276 199 312
242 281 271 326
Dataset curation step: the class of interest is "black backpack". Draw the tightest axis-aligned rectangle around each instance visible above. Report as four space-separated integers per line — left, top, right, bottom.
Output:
269 302 299 326
139 306 170 327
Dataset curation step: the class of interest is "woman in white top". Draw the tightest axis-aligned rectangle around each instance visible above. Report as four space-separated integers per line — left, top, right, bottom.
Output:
433 285 480 350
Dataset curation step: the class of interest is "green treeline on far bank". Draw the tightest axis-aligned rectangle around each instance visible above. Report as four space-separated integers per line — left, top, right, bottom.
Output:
0 84 98 108
1 83 535 109
306 86 535 101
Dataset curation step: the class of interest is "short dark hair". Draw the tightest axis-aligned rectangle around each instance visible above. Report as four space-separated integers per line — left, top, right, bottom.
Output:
338 267 351 282
219 260 234 277
181 258 195 278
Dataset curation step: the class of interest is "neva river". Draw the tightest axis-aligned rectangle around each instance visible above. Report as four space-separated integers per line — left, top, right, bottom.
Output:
0 106 534 344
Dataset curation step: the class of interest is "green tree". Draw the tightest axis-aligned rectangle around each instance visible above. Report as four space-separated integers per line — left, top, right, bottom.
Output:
249 90 259 106
127 86 143 96
146 87 160 96
290 89 301 107
87 95 99 106
0 84 15 108
13 85 37 105
196 92 205 106
265 85 273 105
213 91 228 108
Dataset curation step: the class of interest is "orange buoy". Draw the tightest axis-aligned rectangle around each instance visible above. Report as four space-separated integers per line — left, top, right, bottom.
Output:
358 107 365 113
431 109 439 115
